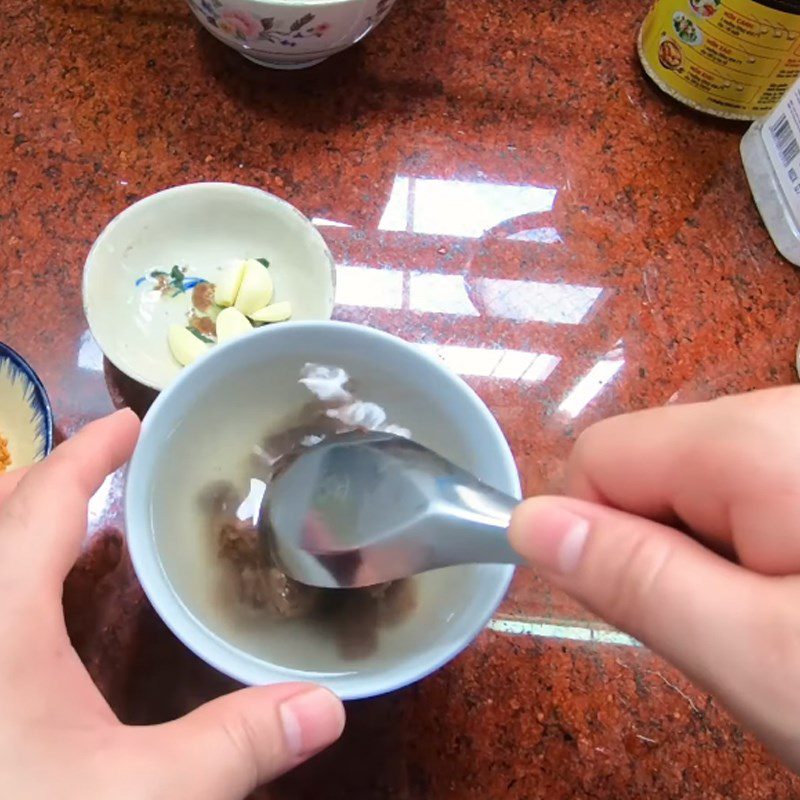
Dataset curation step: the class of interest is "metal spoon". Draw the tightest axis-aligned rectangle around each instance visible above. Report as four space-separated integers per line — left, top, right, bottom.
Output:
264 431 523 589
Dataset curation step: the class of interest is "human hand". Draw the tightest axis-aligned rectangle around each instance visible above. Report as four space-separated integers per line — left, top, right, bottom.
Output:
509 386 800 771
0 410 344 799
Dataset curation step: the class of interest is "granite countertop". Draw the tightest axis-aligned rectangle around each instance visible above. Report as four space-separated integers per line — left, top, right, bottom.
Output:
2 0 800 796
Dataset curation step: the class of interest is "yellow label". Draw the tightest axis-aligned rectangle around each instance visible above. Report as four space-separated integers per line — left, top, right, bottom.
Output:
640 0 800 118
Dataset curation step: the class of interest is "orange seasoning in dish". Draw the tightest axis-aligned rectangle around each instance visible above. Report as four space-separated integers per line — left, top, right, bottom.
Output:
188 313 217 340
0 434 11 473
192 281 215 314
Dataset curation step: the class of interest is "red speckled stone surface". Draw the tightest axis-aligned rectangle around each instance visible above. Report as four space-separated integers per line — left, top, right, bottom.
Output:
2 0 800 796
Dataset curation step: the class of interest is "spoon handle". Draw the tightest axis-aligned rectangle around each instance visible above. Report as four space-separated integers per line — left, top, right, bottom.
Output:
432 484 527 568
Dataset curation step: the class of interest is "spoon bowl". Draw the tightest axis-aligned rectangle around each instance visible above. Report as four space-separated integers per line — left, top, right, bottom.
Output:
267 431 524 589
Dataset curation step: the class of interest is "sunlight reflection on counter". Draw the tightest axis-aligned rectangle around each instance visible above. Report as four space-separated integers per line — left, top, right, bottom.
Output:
377 176 559 239
418 343 560 383
78 330 104 372
336 265 603 325
558 342 625 418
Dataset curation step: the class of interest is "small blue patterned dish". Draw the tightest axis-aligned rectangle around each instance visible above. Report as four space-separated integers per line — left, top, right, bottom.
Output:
0 343 54 471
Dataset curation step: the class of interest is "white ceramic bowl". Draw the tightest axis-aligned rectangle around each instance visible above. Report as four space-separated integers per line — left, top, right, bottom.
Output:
0 343 54 471
187 0 397 69
126 322 520 699
83 183 335 392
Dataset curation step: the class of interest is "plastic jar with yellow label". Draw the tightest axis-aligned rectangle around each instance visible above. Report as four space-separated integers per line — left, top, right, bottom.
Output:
639 0 800 120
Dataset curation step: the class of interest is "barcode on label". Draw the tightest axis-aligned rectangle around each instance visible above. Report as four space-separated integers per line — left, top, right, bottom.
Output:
770 113 800 167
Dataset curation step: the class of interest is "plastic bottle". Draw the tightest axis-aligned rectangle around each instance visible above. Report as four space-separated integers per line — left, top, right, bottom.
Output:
742 73 800 266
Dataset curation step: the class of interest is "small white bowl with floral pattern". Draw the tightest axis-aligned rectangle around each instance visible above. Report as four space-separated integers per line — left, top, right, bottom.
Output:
187 0 396 69
82 183 336 391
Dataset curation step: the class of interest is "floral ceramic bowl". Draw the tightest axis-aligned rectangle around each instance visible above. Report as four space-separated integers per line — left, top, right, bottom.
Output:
0 343 54 473
82 183 336 392
187 0 396 69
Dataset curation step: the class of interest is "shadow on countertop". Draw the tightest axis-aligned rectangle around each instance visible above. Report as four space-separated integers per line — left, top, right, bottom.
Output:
192 0 449 132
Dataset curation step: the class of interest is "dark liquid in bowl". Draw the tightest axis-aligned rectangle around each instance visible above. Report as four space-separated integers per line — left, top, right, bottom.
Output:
199 368 417 660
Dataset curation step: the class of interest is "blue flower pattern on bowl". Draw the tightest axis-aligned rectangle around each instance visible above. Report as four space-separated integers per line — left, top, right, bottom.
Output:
0 343 54 469
135 266 207 297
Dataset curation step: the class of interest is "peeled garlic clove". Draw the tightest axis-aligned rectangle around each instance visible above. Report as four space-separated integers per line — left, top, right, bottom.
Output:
168 324 210 367
234 259 274 315
249 301 292 323
216 306 253 343
215 261 246 308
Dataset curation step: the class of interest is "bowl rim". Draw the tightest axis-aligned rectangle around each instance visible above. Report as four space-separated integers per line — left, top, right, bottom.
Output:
193 0 388 8
0 341 55 459
82 181 336 392
125 321 520 699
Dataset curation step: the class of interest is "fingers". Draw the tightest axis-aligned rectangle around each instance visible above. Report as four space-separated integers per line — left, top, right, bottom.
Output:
509 496 800 770
565 403 700 515
155 684 344 799
0 409 140 591
566 387 800 573
508 496 770 693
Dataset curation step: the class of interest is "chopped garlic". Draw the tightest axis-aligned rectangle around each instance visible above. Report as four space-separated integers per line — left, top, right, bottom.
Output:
327 402 387 429
299 364 351 403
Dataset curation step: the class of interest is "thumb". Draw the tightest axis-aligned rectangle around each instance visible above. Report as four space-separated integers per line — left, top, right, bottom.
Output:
154 684 345 799
508 496 770 692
